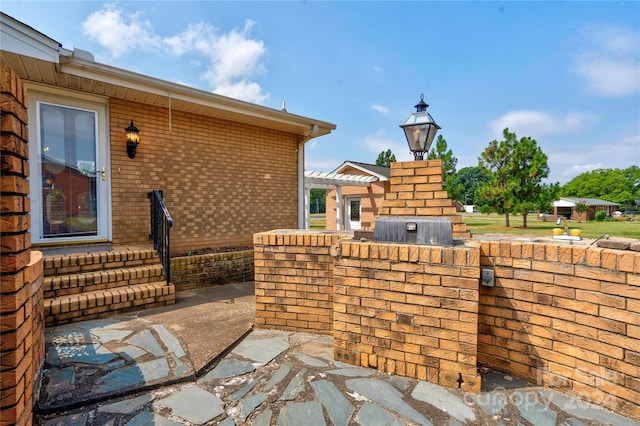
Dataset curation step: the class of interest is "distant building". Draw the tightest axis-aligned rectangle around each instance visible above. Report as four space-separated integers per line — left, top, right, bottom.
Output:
324 161 390 230
553 197 619 221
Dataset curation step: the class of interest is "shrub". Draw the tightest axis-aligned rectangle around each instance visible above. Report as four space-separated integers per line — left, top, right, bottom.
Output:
595 211 607 221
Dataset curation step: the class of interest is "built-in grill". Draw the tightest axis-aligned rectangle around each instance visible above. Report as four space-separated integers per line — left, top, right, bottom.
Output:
373 216 453 246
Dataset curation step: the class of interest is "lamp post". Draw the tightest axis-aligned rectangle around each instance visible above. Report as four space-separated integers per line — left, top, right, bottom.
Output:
399 94 441 160
125 120 140 159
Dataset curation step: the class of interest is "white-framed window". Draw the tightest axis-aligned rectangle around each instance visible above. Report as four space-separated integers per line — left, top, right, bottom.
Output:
27 85 111 243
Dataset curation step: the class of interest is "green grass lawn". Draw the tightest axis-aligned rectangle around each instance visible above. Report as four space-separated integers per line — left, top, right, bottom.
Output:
461 213 640 239
310 213 326 230
309 212 640 239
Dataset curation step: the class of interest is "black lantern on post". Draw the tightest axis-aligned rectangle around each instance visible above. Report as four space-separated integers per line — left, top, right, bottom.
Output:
125 120 140 159
399 94 441 160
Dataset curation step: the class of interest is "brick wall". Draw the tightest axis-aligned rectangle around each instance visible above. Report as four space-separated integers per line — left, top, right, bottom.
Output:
171 250 254 291
379 160 470 238
253 230 350 333
252 161 639 420
333 240 482 392
253 230 640 419
477 240 640 420
1 65 45 426
109 99 300 255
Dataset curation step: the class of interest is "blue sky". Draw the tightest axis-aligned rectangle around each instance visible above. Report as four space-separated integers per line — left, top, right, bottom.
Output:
3 1 639 184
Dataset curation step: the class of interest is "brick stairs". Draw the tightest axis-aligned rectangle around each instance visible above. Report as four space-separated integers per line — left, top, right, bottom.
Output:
42 245 175 326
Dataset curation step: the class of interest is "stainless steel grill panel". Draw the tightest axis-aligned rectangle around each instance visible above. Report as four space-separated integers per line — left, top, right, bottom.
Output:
373 216 453 246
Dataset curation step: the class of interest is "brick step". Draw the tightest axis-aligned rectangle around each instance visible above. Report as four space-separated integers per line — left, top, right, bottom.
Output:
42 245 160 277
41 246 175 325
44 282 175 326
43 264 165 299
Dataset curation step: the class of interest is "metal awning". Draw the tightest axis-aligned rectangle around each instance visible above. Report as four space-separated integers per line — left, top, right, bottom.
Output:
303 171 378 230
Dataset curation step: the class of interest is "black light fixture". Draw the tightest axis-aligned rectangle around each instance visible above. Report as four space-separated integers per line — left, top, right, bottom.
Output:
43 171 55 188
399 94 441 160
125 120 140 159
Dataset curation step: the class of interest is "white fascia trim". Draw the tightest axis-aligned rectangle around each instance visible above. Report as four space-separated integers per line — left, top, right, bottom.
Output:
1 13 60 63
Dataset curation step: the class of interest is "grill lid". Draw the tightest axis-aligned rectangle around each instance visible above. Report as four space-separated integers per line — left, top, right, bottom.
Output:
373 216 453 246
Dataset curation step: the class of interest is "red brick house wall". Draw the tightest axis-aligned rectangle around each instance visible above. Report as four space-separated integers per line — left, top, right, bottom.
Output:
109 99 300 255
1 65 45 426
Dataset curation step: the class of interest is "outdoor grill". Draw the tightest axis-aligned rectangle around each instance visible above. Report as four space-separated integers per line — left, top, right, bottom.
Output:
373 216 454 246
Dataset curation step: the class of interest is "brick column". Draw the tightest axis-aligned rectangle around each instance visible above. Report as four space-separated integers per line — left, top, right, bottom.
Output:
379 160 470 238
333 239 481 393
253 230 351 333
1 65 45 426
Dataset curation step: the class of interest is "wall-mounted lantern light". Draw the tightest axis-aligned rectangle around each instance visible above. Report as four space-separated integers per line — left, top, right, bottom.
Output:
43 170 55 188
125 120 140 159
399 94 441 160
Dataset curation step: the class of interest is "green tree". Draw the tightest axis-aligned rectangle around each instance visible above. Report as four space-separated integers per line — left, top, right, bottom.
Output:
476 129 518 226
447 166 490 205
375 149 396 167
574 202 590 222
427 135 457 186
476 128 555 227
561 166 640 208
309 188 326 213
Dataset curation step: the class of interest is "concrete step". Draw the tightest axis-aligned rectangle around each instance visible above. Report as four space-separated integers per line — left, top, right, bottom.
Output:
44 281 175 326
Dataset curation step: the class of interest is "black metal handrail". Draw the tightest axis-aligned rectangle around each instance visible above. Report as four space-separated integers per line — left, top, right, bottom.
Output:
148 190 173 286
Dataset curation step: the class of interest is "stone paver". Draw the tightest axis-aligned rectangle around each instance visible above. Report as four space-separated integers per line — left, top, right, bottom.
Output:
278 401 325 426
198 358 255 382
311 379 354 426
155 384 225 424
36 293 640 426
355 402 405 425
346 378 433 426
412 381 475 423
37 316 195 411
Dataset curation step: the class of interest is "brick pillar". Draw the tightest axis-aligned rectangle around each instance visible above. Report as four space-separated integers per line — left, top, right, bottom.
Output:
1 65 45 426
378 160 471 238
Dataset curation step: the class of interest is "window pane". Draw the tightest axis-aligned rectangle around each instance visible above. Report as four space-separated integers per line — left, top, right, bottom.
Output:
350 200 361 221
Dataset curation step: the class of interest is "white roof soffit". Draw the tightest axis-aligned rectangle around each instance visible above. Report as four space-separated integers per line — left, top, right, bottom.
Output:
0 13 335 139
305 170 378 188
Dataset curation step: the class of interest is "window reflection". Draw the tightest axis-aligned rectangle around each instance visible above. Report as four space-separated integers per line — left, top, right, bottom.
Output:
40 103 98 237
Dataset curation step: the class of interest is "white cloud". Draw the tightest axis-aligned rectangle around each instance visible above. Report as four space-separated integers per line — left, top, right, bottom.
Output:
82 6 269 104
214 81 270 105
82 6 161 58
561 163 605 177
164 22 213 56
488 110 596 139
547 128 639 184
370 104 390 114
165 20 269 104
573 24 640 97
